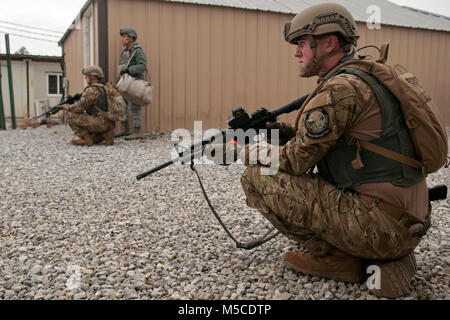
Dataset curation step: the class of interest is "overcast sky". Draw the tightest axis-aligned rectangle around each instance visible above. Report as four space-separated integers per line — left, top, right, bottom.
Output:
0 0 87 56
0 0 449 56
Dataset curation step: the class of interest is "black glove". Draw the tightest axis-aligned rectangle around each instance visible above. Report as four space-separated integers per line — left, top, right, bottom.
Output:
120 68 129 75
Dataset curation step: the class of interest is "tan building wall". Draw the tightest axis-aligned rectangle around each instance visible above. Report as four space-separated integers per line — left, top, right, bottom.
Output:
108 0 318 131
62 0 450 130
62 1 99 95
63 24 85 95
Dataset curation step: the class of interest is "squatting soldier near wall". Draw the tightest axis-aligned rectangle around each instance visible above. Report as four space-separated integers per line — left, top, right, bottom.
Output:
61 65 115 146
239 3 432 298
118 27 148 140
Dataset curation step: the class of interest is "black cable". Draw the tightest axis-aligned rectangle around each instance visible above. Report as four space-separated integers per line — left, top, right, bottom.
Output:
0 31 58 43
0 20 63 34
0 25 60 38
356 45 381 53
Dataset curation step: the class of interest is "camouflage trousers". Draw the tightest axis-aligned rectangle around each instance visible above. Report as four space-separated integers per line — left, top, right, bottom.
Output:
241 166 421 261
68 112 115 139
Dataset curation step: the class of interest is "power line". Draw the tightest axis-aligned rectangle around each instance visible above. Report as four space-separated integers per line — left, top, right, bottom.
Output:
0 25 61 39
0 20 63 34
0 31 59 43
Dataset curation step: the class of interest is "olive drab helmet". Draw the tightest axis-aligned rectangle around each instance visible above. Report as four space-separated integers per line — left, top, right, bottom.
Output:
82 65 104 79
284 3 360 77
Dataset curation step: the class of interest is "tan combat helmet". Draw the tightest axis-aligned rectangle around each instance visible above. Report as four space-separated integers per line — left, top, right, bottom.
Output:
285 3 359 45
82 65 104 79
284 3 360 77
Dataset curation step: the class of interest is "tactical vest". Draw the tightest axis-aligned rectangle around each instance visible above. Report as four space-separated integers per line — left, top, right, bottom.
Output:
85 85 108 116
317 67 424 189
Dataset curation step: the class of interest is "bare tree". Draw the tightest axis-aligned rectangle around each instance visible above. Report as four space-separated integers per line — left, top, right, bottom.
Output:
15 46 30 55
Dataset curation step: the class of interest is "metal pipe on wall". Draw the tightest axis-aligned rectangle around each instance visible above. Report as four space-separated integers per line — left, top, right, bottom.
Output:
5 34 16 129
26 60 30 119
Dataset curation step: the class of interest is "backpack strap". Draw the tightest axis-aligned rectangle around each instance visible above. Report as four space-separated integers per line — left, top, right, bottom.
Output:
359 140 423 171
327 66 425 174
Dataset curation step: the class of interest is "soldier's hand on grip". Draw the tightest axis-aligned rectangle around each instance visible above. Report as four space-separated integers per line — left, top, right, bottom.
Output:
266 121 296 145
204 142 239 166
240 143 274 167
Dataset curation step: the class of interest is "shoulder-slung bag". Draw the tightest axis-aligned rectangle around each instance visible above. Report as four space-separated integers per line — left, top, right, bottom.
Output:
116 49 153 106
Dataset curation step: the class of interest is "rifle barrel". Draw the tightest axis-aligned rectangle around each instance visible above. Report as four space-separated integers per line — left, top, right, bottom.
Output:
136 95 309 180
271 94 309 118
137 160 175 180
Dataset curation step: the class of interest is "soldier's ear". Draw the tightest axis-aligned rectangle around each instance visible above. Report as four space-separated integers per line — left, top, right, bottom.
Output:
326 35 339 50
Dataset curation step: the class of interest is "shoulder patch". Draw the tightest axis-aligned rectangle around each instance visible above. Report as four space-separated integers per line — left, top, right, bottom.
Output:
305 108 330 139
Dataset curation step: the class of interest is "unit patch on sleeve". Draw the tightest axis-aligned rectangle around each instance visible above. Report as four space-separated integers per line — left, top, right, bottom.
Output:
305 108 330 139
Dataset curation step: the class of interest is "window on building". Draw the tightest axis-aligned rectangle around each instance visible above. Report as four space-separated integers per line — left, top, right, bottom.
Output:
47 73 63 95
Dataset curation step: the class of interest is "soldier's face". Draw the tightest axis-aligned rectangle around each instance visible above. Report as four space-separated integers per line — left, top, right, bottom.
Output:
84 75 98 85
121 34 132 47
294 37 315 77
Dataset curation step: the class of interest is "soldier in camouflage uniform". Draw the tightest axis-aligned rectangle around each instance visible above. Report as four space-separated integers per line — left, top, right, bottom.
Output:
117 28 148 140
238 3 430 298
61 66 115 146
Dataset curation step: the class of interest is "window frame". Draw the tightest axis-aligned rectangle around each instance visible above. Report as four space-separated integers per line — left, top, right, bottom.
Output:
47 73 64 96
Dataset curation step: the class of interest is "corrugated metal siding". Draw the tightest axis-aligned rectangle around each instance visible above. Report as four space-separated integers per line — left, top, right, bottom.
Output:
107 0 450 130
62 1 99 96
166 0 450 32
62 25 85 95
108 0 318 130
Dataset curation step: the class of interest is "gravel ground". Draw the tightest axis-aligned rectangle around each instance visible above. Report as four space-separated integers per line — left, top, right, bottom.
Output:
0 125 448 300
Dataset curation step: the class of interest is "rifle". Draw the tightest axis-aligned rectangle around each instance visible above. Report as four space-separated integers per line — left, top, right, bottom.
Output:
137 93 309 181
36 93 82 119
136 94 309 250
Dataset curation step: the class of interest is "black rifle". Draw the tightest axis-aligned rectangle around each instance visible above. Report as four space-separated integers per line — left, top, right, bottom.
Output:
137 93 309 181
36 93 82 119
136 94 309 250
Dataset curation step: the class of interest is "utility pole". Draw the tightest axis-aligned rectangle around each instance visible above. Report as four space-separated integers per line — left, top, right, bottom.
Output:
5 34 16 129
0 40 6 130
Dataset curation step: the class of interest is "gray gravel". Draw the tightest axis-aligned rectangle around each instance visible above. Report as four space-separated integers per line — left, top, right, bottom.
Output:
0 125 448 300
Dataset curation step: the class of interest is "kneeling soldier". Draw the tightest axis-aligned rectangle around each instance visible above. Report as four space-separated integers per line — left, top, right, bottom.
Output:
61 65 115 146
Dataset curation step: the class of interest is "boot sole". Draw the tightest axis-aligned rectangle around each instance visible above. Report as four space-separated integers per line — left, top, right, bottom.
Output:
284 260 364 283
368 253 417 298
124 136 146 141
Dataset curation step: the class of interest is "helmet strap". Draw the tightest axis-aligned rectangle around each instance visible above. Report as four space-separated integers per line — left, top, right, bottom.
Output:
300 35 350 77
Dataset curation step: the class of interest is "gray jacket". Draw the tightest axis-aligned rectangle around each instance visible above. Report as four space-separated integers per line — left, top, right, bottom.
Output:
118 43 147 81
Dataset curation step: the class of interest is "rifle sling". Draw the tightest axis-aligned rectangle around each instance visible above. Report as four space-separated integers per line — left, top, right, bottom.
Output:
190 163 280 250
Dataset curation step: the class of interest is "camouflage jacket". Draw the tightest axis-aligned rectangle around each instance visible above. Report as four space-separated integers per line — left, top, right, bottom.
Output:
67 86 103 115
278 73 372 175
118 43 147 81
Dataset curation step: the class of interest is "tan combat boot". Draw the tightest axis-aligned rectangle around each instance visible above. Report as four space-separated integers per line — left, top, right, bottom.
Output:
103 128 115 146
367 253 417 298
92 133 105 145
71 134 94 146
284 248 364 283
